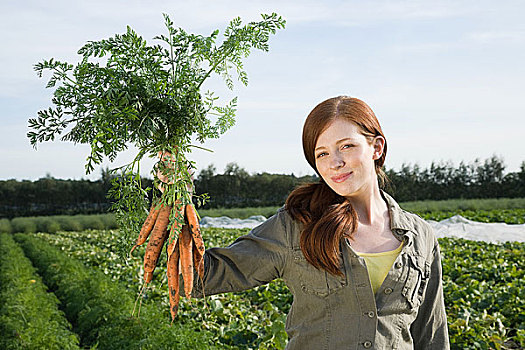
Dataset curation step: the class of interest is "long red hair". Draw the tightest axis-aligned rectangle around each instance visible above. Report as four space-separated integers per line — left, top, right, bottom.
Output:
285 96 388 276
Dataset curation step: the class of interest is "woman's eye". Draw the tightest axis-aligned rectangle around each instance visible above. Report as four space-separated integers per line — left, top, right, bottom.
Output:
342 144 354 149
316 152 327 158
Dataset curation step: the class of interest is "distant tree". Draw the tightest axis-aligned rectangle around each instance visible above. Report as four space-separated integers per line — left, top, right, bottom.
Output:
100 167 115 192
519 161 525 197
198 164 216 181
223 162 249 177
475 156 505 183
474 155 506 198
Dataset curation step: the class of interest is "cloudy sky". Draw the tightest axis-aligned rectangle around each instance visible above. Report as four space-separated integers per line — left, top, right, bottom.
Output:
1 0 524 181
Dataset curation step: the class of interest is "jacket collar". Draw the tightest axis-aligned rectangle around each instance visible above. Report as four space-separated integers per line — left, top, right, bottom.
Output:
380 190 418 236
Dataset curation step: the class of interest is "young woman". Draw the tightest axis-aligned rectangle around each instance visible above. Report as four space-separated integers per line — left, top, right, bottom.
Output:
192 96 450 349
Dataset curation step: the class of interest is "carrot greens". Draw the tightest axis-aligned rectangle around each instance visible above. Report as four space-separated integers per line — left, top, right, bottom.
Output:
28 13 285 258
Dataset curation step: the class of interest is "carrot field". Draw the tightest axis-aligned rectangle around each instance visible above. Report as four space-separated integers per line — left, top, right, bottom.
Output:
1 210 524 349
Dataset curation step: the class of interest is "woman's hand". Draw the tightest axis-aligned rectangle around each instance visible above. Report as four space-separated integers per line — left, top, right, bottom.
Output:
155 151 194 194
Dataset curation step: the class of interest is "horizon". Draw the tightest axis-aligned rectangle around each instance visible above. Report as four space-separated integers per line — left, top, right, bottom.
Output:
2 0 524 181
2 154 520 182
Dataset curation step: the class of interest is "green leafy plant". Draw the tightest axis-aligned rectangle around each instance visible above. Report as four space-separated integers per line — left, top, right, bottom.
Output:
28 13 285 256
34 225 525 349
15 233 221 349
0 233 80 349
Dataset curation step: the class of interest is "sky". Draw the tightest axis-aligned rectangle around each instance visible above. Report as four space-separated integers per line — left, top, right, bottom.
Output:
1 0 524 181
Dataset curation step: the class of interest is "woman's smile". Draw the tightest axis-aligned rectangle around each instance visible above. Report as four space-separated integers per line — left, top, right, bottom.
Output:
331 171 353 183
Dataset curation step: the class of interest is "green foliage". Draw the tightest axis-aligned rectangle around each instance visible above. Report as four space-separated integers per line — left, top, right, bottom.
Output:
32 222 525 349
440 238 524 349
198 206 281 219
35 217 60 233
418 209 525 224
28 13 286 258
0 218 11 233
54 215 84 231
10 217 37 233
0 176 112 219
0 233 80 349
7 214 118 233
34 227 287 349
98 213 118 228
400 197 525 213
5 206 523 348
194 163 317 208
14 233 220 349
75 215 104 230
386 156 525 201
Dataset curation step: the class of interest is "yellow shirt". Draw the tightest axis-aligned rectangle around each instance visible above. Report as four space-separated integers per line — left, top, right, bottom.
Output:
355 242 404 294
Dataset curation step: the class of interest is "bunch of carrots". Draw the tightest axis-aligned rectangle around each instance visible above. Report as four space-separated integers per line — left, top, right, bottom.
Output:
130 201 205 320
130 152 205 321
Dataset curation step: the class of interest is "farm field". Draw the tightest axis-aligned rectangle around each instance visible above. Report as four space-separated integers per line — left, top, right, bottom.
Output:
1 202 524 236
195 197 525 222
2 211 523 349
0 233 80 349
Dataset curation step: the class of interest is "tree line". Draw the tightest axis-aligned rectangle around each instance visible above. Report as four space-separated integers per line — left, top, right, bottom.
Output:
384 156 525 201
1 156 523 218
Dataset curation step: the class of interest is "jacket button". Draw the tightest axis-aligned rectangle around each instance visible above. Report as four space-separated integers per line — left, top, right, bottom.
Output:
384 287 393 295
395 262 403 269
367 311 375 318
363 341 373 348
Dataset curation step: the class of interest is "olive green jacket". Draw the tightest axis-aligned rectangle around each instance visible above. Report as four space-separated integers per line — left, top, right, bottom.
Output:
194 191 450 349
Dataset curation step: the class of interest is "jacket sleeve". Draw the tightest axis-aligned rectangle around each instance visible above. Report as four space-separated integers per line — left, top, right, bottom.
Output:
191 209 289 297
410 237 450 349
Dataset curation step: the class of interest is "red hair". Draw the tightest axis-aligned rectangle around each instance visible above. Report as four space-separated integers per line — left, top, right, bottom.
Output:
285 96 388 276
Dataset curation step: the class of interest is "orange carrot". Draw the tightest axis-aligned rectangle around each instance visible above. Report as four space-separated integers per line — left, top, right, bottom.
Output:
179 224 194 298
185 204 205 278
129 202 161 256
166 239 180 320
192 240 204 279
167 202 184 258
143 204 171 283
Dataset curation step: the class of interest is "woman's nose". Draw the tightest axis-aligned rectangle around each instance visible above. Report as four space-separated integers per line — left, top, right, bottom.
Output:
330 153 345 169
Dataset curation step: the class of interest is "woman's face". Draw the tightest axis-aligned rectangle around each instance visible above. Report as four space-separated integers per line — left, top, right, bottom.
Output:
314 118 384 199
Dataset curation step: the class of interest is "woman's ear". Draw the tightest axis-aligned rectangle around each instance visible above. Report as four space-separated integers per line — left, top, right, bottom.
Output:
372 136 385 160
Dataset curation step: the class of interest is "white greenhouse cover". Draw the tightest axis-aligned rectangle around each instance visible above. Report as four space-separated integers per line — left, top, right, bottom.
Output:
428 215 525 243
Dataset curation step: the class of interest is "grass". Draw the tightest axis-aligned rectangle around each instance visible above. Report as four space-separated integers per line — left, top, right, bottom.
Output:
197 206 281 219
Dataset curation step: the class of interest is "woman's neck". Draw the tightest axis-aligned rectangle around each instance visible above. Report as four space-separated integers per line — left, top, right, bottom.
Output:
345 183 396 253
345 183 386 226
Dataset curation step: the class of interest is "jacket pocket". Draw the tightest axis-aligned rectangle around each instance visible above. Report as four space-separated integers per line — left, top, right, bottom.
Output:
401 254 429 309
291 247 346 297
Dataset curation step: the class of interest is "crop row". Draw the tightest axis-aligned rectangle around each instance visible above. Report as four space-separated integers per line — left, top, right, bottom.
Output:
439 237 524 349
418 209 525 224
14 233 219 350
0 213 117 234
399 197 525 213
0 233 80 350
34 226 525 349
33 228 289 349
